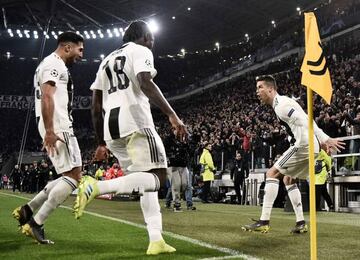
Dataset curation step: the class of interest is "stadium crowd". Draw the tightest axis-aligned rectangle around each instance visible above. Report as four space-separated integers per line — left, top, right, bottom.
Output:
0 0 360 194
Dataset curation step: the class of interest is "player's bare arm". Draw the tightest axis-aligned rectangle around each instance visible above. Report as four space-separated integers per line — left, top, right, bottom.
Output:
41 81 64 156
91 89 108 161
137 71 189 141
91 89 105 146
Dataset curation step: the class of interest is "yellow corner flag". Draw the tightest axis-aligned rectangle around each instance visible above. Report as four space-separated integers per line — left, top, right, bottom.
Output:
301 12 332 104
301 12 334 260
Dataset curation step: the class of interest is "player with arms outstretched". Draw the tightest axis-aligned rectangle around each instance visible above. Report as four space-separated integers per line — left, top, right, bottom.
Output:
242 75 344 233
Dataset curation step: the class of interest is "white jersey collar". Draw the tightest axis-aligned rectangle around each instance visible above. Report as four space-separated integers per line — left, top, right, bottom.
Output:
272 93 280 109
53 52 65 65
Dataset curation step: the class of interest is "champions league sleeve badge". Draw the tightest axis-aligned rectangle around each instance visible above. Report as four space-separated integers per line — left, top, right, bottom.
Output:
50 69 59 77
145 59 152 68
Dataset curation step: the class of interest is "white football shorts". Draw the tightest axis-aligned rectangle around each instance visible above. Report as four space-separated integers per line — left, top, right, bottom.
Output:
274 145 319 179
46 132 82 174
106 127 167 172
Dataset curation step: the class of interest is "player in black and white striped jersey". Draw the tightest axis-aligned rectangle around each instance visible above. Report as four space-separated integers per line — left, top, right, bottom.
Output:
13 32 84 244
74 21 188 255
242 75 344 234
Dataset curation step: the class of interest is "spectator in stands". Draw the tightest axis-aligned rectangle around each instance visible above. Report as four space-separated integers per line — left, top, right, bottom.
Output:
230 153 247 204
95 165 105 180
108 163 124 179
22 165 31 193
38 161 50 191
241 131 252 177
199 142 215 203
30 162 41 193
2 173 9 189
11 164 22 192
344 110 360 169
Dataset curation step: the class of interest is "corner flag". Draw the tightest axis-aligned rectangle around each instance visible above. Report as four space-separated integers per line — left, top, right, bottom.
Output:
301 12 333 260
301 12 332 104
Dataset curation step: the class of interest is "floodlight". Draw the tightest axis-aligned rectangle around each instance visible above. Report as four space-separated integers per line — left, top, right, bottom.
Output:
148 19 159 33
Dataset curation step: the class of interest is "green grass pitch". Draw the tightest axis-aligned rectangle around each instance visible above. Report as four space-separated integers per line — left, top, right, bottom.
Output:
1 190 359 260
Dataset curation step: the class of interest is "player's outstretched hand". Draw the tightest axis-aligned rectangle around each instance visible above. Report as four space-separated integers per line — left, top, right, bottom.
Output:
323 138 346 153
93 145 109 162
169 114 189 142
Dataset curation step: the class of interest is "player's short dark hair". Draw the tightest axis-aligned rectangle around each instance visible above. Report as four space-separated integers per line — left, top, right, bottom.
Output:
256 74 277 90
57 31 83 45
123 20 150 43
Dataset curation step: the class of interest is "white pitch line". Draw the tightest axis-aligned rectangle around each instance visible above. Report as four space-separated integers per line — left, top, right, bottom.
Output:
1 192 260 260
199 255 261 260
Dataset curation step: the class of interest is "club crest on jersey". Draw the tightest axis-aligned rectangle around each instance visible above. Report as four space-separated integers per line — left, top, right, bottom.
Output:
145 59 152 67
50 69 59 77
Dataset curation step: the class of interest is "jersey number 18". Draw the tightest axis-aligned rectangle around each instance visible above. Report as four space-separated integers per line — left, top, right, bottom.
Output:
104 56 129 94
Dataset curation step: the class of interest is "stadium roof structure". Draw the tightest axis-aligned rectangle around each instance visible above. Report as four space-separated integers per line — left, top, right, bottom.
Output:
0 0 324 55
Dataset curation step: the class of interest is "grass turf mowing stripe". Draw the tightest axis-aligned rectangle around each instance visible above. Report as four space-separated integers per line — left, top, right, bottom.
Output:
1 192 259 260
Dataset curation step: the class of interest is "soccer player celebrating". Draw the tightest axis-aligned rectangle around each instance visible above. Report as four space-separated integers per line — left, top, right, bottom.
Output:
73 20 188 255
242 75 344 233
13 32 84 244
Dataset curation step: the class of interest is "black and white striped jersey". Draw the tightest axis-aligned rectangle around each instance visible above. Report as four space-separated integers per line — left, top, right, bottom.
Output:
34 52 74 138
90 42 157 140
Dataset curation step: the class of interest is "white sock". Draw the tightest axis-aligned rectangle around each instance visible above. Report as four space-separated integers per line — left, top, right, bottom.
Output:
97 172 159 195
28 178 63 212
33 177 78 225
286 184 304 222
260 178 279 221
140 191 163 242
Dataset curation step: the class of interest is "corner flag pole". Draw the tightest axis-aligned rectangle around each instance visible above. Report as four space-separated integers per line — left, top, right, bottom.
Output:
307 88 317 260
301 12 333 259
